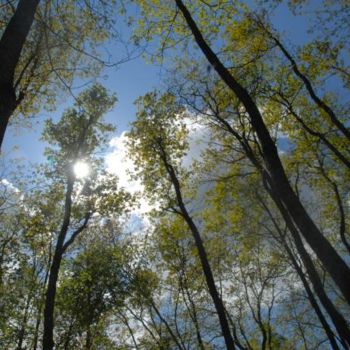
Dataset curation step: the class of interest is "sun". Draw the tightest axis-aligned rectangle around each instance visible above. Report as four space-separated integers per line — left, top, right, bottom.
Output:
73 161 90 179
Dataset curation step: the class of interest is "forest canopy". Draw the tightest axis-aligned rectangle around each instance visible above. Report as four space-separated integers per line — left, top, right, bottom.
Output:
0 0 349 349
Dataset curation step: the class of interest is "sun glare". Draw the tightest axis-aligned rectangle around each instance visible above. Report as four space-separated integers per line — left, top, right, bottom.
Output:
73 161 90 179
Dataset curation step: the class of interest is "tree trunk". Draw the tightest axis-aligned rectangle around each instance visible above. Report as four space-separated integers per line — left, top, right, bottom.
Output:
268 29 350 143
16 292 32 350
0 0 40 148
150 299 185 350
159 145 236 350
42 179 74 350
42 249 64 350
261 194 342 349
180 277 206 350
174 0 350 304
284 243 341 350
263 181 350 348
63 317 75 350
0 93 16 148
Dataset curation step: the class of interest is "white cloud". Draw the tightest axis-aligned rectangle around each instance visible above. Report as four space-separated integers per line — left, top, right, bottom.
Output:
183 120 209 167
1 178 20 193
105 131 152 216
104 121 209 220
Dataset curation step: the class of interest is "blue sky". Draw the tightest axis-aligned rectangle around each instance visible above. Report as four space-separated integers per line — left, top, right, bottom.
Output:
2 55 163 164
1 1 321 168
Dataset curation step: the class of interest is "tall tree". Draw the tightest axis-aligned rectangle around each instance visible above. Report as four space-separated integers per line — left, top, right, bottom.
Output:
0 0 120 149
128 91 236 349
41 83 130 350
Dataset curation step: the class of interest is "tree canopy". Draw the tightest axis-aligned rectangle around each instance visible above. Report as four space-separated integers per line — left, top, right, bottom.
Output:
0 1 349 349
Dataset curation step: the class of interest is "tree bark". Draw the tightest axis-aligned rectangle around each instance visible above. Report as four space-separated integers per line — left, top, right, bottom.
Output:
0 0 40 148
174 0 350 304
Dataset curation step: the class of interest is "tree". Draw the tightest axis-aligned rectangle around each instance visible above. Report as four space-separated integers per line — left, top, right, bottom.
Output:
55 237 131 349
41 83 131 350
0 171 55 349
131 0 350 306
2 1 350 349
0 0 119 149
128 91 236 349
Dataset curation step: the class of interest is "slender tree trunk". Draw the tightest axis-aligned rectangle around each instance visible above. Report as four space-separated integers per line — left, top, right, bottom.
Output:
150 299 185 350
42 249 64 350
118 312 139 350
33 280 50 349
285 243 341 350
173 0 350 304
85 326 93 350
16 293 32 350
226 311 248 350
42 175 90 350
0 0 40 148
32 245 52 350
63 318 75 350
268 28 350 143
32 298 43 350
261 195 341 349
42 179 74 350
159 145 236 350
263 181 350 348
180 277 206 350
284 215 350 349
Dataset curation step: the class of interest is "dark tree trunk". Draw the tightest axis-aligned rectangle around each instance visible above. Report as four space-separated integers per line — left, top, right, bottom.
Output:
42 175 90 350
263 181 350 349
174 0 350 304
260 194 342 349
0 0 40 148
16 293 32 350
0 95 15 149
42 179 74 350
285 244 341 350
268 30 350 143
159 145 236 350
42 249 64 350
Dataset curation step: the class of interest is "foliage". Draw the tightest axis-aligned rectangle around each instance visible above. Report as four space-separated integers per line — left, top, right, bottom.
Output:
1 1 350 349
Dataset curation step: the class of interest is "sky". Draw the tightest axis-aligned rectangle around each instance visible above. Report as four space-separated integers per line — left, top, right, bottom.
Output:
1 1 323 179
2 55 163 164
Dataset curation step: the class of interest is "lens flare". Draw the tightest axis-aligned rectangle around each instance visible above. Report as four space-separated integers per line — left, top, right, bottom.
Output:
73 161 89 179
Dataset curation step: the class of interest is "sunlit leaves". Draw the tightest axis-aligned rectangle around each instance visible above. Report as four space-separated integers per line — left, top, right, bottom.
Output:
127 91 189 204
